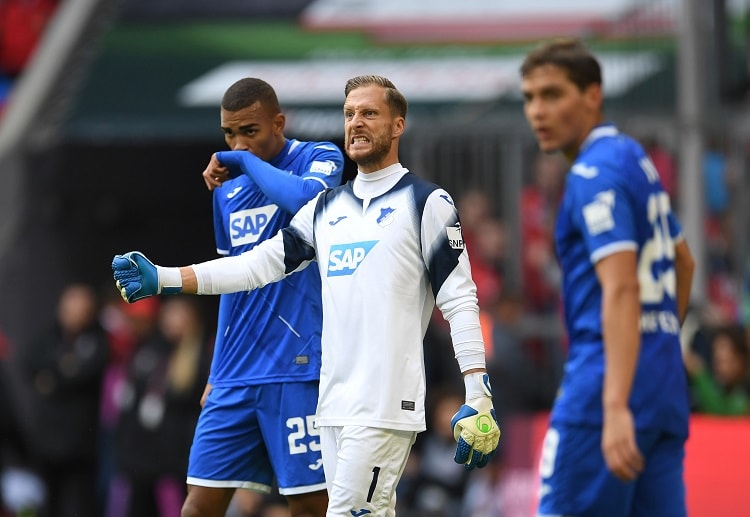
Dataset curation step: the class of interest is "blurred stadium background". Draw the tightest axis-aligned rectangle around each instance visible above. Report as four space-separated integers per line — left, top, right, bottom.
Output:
0 0 749 515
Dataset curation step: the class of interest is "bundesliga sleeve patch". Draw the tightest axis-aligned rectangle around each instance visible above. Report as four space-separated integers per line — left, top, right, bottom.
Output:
446 225 465 249
582 190 615 236
309 160 336 175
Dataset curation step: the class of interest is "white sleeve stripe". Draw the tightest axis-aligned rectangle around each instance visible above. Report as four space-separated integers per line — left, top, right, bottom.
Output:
590 240 637 263
306 177 329 189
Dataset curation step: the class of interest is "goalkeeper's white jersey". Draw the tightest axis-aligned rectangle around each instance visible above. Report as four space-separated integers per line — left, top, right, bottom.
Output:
217 164 482 431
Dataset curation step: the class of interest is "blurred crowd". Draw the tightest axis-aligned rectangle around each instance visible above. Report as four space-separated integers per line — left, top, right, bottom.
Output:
0 0 59 118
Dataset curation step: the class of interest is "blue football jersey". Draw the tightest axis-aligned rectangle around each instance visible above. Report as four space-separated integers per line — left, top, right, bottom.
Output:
210 139 343 386
551 124 689 436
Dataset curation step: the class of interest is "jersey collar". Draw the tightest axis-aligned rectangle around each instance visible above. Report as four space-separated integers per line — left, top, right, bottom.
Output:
580 123 619 154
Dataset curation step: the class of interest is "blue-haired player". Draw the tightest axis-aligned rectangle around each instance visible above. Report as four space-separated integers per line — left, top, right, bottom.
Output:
520 40 695 516
184 78 343 517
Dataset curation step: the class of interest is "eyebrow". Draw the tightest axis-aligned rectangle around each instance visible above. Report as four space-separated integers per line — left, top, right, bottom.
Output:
222 123 259 131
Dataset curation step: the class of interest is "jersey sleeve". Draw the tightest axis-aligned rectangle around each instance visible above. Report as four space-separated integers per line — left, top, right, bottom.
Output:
219 143 344 215
300 142 345 189
421 189 480 318
667 208 684 242
238 191 321 286
568 166 638 264
195 190 323 296
422 188 486 371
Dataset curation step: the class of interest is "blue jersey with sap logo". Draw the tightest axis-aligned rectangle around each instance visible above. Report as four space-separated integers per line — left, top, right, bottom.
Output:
552 123 689 437
211 139 343 385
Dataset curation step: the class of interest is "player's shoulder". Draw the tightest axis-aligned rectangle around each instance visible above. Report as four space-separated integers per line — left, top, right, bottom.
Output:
294 139 343 157
584 125 643 164
399 172 458 212
317 178 354 203
571 126 643 187
395 169 438 191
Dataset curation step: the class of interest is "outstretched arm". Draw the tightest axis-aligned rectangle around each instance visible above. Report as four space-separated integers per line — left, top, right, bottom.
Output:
113 218 317 303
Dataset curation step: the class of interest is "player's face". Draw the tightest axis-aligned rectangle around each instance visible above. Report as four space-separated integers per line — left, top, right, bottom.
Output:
522 64 601 160
343 85 404 172
220 101 285 162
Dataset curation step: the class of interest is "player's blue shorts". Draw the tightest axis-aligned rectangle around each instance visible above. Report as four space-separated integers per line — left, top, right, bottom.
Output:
186 382 325 495
537 422 686 517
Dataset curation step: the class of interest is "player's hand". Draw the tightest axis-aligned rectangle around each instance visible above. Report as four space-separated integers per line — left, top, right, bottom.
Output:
112 251 160 303
202 153 231 191
602 405 644 482
451 374 501 470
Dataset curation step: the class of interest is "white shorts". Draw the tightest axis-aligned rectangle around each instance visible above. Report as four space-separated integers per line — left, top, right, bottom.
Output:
321 425 417 517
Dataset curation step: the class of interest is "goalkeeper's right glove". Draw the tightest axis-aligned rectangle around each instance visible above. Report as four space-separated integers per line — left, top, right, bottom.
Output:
112 251 181 303
451 373 501 470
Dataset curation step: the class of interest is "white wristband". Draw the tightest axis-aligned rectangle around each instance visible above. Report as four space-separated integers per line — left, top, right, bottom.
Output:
156 266 182 294
464 371 491 401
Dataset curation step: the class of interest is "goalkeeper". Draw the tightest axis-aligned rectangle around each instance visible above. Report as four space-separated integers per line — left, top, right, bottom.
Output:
113 75 500 516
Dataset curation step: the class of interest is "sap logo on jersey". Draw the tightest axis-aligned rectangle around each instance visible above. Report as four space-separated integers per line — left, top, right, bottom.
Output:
327 241 377 277
230 205 279 247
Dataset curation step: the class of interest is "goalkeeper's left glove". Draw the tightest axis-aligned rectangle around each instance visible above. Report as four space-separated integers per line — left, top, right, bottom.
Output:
451 372 501 470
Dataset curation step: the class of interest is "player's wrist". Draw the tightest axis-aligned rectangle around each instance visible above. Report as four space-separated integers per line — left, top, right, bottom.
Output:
156 266 182 295
464 371 492 402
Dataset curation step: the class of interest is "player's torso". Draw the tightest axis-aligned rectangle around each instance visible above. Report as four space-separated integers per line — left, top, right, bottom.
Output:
311 176 436 430
210 163 322 386
555 130 676 341
552 128 689 432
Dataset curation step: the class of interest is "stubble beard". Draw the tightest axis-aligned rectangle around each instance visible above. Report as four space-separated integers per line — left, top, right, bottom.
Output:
346 129 393 170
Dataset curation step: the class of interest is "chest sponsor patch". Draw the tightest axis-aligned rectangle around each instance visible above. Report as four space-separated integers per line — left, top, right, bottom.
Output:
229 205 279 247
327 241 378 276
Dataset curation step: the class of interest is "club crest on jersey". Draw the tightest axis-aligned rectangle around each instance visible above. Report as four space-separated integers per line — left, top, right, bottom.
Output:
446 223 464 250
327 241 377 276
377 207 395 227
229 205 279 247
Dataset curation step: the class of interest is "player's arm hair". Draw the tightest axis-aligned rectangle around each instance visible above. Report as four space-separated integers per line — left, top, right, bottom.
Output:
595 250 641 410
673 239 695 323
